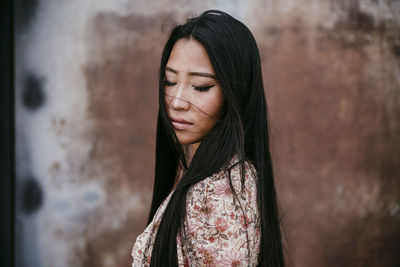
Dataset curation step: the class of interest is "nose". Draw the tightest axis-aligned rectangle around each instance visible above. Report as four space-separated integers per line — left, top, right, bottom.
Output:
170 85 190 111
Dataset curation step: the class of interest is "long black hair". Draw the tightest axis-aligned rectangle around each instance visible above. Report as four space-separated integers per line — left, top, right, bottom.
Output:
147 10 284 266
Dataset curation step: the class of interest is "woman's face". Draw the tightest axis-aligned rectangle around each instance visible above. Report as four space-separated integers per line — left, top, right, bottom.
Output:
164 38 224 150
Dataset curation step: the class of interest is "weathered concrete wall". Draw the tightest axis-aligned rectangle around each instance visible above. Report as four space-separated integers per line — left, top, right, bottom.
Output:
253 1 400 266
15 0 400 266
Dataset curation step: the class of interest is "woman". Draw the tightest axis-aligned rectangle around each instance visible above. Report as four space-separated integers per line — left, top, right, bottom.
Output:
132 10 284 266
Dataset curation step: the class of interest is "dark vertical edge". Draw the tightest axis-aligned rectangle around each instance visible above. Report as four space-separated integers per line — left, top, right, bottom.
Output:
0 0 14 266
11 0 16 265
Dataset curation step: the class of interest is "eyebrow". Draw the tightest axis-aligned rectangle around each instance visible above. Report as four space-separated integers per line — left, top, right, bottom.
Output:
165 66 216 79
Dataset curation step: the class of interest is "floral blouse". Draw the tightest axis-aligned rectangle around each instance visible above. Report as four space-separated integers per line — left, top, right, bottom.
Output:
131 157 261 266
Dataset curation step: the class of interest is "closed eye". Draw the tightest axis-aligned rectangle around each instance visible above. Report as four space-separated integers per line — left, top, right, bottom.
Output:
193 85 214 92
163 80 176 87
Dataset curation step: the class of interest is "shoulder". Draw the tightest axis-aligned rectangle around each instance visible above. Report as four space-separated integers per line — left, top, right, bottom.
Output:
186 155 259 221
182 157 261 265
201 155 258 199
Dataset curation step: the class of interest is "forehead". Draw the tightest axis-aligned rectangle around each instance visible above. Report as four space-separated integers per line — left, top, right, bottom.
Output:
166 39 215 74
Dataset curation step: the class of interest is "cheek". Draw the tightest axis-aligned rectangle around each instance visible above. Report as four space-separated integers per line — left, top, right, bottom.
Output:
198 101 223 118
164 92 175 111
206 90 224 118
195 90 224 123
164 95 170 109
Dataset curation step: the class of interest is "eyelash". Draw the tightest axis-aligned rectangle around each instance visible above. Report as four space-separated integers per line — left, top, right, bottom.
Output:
163 80 176 87
163 80 214 92
194 85 213 92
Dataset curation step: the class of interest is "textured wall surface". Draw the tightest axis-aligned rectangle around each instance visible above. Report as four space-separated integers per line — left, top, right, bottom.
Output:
15 0 400 266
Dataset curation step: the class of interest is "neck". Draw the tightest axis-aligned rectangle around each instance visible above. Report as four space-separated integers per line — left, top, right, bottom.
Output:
174 142 201 189
183 142 200 166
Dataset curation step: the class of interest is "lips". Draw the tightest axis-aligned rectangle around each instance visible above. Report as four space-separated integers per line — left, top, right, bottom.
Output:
170 116 192 130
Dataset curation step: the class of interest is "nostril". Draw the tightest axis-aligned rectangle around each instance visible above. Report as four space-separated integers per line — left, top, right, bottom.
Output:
172 100 184 110
171 96 190 110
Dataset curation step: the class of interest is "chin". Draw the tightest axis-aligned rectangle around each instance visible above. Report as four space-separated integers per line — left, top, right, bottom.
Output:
177 139 195 146
176 135 200 146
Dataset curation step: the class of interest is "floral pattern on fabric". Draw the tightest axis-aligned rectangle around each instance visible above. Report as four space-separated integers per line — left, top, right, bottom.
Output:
132 157 260 266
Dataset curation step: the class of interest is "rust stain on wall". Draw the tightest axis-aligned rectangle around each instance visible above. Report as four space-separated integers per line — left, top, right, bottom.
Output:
16 1 399 266
81 2 400 267
254 2 400 266
82 12 181 266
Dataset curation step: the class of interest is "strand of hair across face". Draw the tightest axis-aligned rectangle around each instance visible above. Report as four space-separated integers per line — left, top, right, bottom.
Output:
164 92 263 144
163 91 235 127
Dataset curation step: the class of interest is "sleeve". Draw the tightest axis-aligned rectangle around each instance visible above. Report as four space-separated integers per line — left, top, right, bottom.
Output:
181 161 261 266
